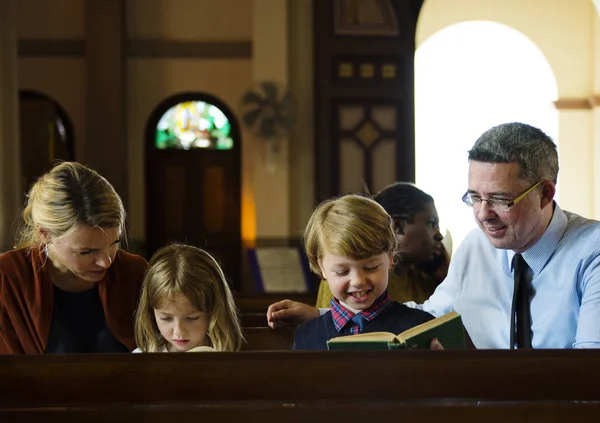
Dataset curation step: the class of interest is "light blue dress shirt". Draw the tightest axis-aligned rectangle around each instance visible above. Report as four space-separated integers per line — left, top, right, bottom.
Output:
408 204 600 349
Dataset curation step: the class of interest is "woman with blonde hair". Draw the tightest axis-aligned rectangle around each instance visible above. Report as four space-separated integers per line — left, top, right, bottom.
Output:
0 162 147 354
134 244 243 352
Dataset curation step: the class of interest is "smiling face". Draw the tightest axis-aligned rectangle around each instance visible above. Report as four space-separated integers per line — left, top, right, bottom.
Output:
47 224 121 285
153 294 210 352
319 250 392 314
467 161 554 252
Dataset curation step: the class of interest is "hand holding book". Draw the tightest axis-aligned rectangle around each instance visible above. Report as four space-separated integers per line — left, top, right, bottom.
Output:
326 312 465 351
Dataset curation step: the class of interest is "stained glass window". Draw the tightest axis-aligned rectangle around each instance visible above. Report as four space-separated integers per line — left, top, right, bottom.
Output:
155 101 234 150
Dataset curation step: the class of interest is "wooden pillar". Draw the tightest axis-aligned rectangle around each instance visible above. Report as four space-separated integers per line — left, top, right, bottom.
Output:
0 0 22 251
85 0 128 204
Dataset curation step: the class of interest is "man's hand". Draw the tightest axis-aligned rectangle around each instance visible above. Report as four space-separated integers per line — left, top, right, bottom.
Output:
430 338 444 350
266 300 320 329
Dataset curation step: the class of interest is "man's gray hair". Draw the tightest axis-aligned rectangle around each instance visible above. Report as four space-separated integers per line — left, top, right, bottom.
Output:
468 122 559 184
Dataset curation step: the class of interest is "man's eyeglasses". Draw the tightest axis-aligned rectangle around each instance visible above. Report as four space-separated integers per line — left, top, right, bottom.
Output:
462 180 544 212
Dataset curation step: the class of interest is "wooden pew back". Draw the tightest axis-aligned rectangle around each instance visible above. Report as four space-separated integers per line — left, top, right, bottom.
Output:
2 350 600 407
235 292 317 314
242 327 294 350
1 402 599 423
2 350 600 421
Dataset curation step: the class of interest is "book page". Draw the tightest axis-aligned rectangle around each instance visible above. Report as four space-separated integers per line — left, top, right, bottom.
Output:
397 311 460 341
251 247 309 292
328 332 397 343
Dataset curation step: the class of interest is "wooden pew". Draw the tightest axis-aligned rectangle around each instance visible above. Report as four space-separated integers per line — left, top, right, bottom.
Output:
1 403 598 423
235 292 317 314
241 312 268 327
242 327 294 350
1 350 600 422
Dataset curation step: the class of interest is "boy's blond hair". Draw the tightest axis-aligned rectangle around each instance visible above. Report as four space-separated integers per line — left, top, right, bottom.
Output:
134 244 244 352
304 194 398 277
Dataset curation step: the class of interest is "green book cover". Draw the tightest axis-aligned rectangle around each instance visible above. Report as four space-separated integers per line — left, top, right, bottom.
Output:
326 311 466 351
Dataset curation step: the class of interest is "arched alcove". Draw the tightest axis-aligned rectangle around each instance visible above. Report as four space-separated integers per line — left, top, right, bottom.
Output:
414 21 559 253
19 90 75 191
144 92 242 288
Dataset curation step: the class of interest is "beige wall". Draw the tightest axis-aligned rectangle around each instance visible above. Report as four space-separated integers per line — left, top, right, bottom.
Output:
15 0 600 251
593 13 600 217
126 0 252 41
17 0 84 39
417 0 600 218
288 0 315 237
418 0 594 97
18 58 87 161
17 0 87 163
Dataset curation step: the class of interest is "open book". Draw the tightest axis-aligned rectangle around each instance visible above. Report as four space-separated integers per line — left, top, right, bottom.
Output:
327 311 466 351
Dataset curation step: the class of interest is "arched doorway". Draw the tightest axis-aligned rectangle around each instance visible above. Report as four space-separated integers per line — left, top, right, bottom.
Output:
145 93 242 289
19 90 75 191
414 21 559 253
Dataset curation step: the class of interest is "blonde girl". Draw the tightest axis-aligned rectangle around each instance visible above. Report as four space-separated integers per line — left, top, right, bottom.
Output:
134 243 243 352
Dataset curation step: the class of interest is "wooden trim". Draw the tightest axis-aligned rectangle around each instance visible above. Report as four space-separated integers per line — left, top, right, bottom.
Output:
17 39 252 59
553 96 600 110
127 40 252 58
3 403 600 422
18 39 85 57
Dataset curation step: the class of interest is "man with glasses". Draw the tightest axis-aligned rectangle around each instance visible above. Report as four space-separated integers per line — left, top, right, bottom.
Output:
267 122 600 349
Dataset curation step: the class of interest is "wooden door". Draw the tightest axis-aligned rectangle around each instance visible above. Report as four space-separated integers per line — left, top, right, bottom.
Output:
145 96 242 289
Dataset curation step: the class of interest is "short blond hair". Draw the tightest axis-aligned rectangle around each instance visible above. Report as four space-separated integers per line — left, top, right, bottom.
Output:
16 161 125 248
304 194 397 277
134 244 244 352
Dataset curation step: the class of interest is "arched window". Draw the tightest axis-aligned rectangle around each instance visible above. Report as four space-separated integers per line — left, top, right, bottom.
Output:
415 21 559 253
155 100 235 151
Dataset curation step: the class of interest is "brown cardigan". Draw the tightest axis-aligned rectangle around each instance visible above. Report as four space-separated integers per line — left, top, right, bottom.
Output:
0 248 148 354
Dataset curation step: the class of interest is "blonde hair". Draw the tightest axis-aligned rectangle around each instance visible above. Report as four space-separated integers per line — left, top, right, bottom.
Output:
16 161 126 249
304 194 397 277
134 244 244 352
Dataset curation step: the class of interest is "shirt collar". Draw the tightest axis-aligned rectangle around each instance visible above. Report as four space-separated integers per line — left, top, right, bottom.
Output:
330 290 391 332
506 202 567 275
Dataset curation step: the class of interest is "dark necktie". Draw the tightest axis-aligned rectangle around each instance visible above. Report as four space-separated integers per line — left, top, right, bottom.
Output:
350 314 368 333
510 254 532 349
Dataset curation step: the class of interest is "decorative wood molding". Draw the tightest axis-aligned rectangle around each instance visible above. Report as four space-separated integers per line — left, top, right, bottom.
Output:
127 40 252 58
554 96 600 110
18 39 85 57
17 39 252 59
